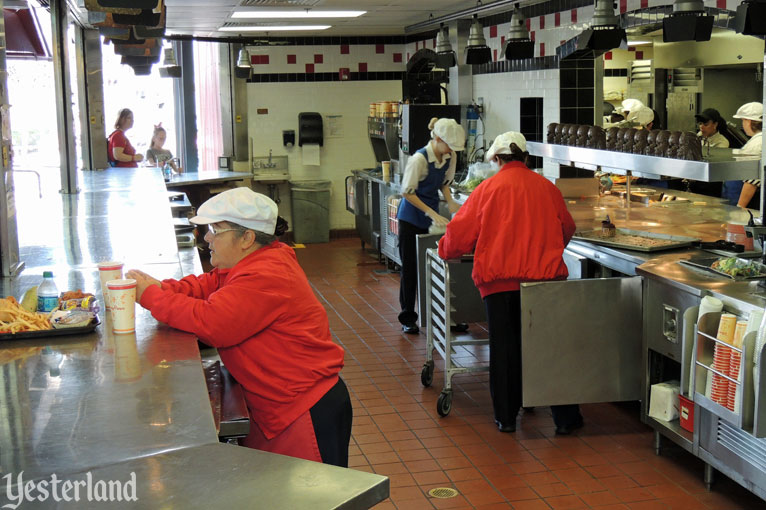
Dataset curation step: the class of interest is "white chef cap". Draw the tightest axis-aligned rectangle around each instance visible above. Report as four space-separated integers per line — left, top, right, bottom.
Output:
618 98 645 114
429 118 466 151
486 132 527 162
733 102 763 122
631 107 654 127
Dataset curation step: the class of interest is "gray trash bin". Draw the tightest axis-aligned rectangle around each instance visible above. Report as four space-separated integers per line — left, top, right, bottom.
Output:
290 180 332 244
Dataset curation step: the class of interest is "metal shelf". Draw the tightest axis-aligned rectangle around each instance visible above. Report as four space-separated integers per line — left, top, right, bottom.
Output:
647 416 695 454
527 142 760 182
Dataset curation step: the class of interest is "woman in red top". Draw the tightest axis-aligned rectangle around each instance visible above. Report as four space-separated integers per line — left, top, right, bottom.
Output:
107 109 144 167
438 132 583 435
126 188 352 466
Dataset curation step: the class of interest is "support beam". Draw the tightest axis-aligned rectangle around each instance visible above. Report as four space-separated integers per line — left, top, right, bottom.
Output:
75 28 108 171
51 0 78 193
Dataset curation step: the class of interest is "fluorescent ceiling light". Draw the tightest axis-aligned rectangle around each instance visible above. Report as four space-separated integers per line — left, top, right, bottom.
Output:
627 40 651 46
220 25 331 31
231 10 365 19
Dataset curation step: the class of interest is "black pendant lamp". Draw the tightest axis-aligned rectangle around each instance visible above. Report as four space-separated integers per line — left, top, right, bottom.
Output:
504 5 534 60
734 0 766 35
465 14 491 65
662 0 713 42
435 23 456 68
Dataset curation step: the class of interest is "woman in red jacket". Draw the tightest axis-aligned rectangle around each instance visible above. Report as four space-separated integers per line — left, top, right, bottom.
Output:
126 188 351 466
438 132 583 435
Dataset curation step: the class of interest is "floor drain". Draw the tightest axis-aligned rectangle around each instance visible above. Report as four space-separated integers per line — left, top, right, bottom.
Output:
428 487 459 499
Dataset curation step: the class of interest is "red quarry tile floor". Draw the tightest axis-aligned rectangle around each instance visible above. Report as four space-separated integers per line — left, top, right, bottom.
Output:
295 239 766 510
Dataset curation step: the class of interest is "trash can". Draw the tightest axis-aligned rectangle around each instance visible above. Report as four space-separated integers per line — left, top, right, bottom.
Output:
290 180 332 243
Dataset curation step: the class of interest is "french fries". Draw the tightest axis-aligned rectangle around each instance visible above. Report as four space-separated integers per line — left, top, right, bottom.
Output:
0 296 52 334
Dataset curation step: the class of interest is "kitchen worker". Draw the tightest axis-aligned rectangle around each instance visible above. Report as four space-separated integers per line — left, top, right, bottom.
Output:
633 106 654 130
126 188 351 467
618 98 645 127
438 132 584 435
726 102 763 209
107 108 143 168
397 117 464 334
696 108 730 149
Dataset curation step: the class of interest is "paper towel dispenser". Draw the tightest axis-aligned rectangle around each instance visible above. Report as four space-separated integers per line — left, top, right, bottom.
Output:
298 112 323 147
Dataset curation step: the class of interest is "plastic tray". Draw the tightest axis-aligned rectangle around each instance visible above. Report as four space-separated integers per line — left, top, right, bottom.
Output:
572 228 699 252
679 256 766 280
0 316 100 341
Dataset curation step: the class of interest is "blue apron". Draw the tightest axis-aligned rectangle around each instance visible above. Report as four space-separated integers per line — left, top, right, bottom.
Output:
397 147 447 229
722 180 744 206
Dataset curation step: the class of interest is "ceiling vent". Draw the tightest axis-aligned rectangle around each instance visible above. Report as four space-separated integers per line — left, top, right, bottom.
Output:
239 0 320 6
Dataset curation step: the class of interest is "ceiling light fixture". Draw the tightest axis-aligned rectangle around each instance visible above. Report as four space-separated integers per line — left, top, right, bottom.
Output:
503 4 534 60
231 10 365 19
627 40 651 46
662 0 713 42
220 25 331 32
435 23 456 68
557 0 626 59
159 46 182 78
734 0 766 35
236 47 250 67
465 14 491 65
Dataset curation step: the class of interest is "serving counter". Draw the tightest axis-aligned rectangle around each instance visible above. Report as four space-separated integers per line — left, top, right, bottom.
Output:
0 168 388 509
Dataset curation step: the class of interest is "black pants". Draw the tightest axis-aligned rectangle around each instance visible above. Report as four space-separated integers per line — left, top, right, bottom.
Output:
398 219 428 325
309 377 353 467
484 290 582 428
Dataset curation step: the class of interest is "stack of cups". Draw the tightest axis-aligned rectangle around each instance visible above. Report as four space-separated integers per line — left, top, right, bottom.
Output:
382 161 391 183
711 313 737 407
727 320 748 412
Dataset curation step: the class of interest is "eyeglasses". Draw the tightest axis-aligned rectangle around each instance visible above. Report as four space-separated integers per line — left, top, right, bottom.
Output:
206 225 244 237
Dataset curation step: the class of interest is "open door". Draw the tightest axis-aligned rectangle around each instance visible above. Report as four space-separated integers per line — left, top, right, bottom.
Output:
521 277 642 406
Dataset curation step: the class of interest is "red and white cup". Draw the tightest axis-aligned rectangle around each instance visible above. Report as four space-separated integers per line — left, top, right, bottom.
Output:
98 261 124 310
106 279 137 334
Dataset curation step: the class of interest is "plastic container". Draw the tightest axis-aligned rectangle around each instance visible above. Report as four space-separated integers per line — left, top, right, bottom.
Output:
679 394 694 432
37 271 59 312
290 180 332 244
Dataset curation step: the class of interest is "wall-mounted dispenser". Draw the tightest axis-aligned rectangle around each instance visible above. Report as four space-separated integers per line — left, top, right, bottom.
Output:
283 130 295 148
298 112 323 147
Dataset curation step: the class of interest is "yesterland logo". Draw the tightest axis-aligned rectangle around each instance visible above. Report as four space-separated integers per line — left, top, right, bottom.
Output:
2 471 137 509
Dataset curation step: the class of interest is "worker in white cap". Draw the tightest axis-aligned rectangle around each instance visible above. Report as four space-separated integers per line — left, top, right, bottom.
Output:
619 98 645 120
438 132 583 435
724 102 763 208
632 106 655 130
126 187 352 467
397 117 465 334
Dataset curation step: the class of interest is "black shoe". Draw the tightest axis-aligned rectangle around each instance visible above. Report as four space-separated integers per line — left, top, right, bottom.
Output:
555 417 584 436
402 324 419 334
495 419 516 433
450 322 469 333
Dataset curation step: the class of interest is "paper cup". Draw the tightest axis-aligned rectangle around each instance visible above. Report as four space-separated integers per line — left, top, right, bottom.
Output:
716 313 737 345
114 333 141 383
106 279 137 334
99 261 124 310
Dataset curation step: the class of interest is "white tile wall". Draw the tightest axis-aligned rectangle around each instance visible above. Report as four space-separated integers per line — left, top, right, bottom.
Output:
246 43 406 75
247 81 402 230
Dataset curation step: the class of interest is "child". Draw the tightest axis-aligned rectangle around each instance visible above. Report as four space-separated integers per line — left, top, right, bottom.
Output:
146 123 180 173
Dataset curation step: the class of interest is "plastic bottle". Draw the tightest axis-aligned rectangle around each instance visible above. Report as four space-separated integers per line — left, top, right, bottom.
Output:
37 271 59 312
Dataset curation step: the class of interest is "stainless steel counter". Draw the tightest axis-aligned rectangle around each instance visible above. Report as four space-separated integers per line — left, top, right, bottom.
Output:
527 142 761 181
164 170 253 188
0 168 388 509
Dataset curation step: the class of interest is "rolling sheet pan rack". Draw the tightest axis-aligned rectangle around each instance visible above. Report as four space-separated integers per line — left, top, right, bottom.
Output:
422 248 489 416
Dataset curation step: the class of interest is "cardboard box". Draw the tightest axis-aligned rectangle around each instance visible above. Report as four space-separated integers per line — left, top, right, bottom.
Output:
554 178 600 198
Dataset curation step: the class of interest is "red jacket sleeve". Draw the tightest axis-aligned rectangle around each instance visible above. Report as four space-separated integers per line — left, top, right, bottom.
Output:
438 189 482 260
556 191 576 245
140 271 290 348
159 271 222 299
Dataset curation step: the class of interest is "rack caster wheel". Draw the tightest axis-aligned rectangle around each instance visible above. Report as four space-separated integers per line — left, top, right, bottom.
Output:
437 391 452 417
421 361 434 387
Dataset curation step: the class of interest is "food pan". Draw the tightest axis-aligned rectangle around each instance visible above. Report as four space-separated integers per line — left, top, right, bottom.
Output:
679 256 766 281
572 228 699 252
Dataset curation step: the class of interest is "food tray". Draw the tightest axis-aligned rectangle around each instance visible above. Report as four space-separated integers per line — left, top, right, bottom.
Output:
0 316 100 341
572 228 699 252
679 256 766 280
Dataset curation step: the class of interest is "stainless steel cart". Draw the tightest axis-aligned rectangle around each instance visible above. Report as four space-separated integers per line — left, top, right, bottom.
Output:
422 248 489 416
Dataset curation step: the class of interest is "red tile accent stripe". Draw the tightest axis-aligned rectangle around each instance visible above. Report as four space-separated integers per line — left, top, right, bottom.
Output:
555 12 560 27
717 0 726 7
375 44 384 54
286 54 296 64
641 0 649 8
530 30 535 42
636 51 644 59
251 55 269 65
339 68 350 80
501 36 505 46
571 8 577 23
358 62 367 72
490 25 498 38
539 15 545 29
305 63 314 73
314 54 323 64
393 53 402 63
526 18 531 31
340 44 349 55
620 0 627 12
493 49 498 61
604 51 613 60
540 42 545 57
